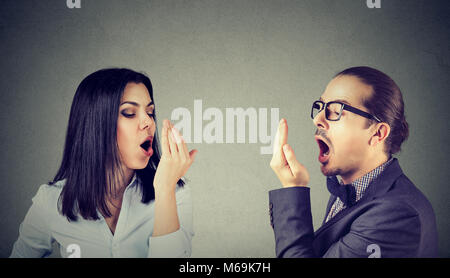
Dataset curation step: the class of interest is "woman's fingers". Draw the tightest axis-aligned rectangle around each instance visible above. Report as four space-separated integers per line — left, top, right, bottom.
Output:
160 119 170 155
154 120 198 193
188 149 198 165
167 123 179 158
172 127 189 160
162 120 197 176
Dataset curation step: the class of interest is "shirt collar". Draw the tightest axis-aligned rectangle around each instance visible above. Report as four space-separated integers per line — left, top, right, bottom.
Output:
327 157 394 207
347 157 394 202
128 172 138 187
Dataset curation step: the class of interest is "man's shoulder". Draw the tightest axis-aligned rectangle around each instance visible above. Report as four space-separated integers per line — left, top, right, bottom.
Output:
387 173 435 214
355 172 435 227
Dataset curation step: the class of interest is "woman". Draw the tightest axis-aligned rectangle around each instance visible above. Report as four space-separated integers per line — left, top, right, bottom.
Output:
10 68 197 258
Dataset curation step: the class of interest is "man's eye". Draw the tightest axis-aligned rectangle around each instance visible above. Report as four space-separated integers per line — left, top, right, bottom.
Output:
327 108 338 114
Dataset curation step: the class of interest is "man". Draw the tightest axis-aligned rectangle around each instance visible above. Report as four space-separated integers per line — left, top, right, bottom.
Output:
269 66 438 257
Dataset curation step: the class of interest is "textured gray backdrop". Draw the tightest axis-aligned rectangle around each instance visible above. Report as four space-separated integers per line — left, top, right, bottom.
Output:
0 0 449 258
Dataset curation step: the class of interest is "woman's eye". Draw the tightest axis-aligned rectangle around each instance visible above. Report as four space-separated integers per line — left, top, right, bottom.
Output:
147 113 155 118
121 111 135 118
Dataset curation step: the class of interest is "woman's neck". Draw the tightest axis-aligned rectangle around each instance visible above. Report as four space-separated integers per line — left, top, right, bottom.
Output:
106 168 135 202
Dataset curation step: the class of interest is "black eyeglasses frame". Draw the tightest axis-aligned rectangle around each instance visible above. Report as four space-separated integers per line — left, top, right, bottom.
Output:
311 100 381 122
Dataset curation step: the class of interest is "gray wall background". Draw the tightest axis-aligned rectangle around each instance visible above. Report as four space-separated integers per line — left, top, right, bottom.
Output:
0 0 449 257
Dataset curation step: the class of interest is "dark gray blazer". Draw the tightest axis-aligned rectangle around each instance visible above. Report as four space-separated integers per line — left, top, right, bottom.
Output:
268 159 439 258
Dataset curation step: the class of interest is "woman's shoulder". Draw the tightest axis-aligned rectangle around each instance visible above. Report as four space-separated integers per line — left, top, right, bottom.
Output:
32 180 65 207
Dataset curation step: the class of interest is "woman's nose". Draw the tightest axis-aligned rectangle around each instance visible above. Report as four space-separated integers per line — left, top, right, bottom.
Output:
140 114 153 130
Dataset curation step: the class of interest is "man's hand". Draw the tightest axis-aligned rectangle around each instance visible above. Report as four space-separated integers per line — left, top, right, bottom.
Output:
270 118 310 187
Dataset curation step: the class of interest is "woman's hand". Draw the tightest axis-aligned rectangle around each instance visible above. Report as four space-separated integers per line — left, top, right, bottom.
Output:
153 119 197 196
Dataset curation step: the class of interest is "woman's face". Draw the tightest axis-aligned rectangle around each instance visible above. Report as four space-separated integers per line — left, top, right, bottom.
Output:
117 82 156 175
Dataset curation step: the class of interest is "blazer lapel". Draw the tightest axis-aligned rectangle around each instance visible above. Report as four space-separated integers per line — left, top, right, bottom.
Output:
322 195 337 225
314 158 404 238
357 158 404 203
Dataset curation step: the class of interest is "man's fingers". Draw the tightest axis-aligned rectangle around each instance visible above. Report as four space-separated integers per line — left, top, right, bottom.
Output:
273 119 288 154
279 118 288 148
271 119 288 167
270 147 287 171
272 122 280 155
283 144 301 176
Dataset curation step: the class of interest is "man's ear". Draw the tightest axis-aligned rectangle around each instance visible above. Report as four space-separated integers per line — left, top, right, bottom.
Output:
370 122 390 146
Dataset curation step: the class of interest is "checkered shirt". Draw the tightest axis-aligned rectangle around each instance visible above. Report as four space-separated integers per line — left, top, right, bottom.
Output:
325 158 394 223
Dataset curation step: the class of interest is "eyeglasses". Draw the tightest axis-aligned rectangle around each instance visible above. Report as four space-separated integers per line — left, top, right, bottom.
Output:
311 100 381 122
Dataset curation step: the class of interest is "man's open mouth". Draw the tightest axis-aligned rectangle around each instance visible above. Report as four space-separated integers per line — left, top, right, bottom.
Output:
316 136 331 163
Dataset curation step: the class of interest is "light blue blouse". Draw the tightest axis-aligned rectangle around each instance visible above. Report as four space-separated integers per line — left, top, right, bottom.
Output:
10 174 194 258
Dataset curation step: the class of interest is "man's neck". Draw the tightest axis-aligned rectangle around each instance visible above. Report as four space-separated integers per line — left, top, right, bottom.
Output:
340 153 390 184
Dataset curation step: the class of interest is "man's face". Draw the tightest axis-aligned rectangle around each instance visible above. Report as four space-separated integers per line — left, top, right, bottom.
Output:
313 75 375 180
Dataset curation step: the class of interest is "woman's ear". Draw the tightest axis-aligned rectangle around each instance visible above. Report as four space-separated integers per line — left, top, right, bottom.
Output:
370 122 391 146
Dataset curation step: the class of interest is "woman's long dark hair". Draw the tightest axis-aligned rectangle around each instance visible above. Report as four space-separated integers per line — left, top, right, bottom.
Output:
50 68 184 221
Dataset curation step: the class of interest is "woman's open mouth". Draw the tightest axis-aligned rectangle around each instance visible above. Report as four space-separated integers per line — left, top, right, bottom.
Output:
140 136 153 157
316 136 331 164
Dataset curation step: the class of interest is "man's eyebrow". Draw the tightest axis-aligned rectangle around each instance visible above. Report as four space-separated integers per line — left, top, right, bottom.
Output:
120 101 154 107
320 97 351 105
332 99 351 105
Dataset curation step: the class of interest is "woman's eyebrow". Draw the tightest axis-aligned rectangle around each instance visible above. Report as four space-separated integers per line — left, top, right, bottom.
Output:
120 101 154 107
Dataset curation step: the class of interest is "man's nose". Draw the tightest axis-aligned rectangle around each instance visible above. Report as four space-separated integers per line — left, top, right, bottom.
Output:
313 109 328 130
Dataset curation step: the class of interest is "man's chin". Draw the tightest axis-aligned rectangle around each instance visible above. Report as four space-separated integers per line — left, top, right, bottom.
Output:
320 162 340 177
